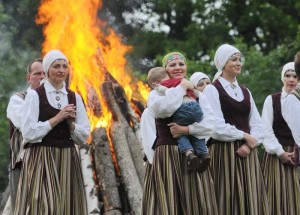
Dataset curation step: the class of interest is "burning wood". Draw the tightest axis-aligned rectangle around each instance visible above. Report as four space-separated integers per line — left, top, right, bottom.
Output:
111 83 144 178
92 128 122 215
87 87 102 117
100 81 144 215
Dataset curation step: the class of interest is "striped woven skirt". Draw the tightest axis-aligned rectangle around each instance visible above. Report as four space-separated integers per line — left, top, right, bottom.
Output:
141 145 218 215
14 146 88 215
209 140 270 215
262 145 300 215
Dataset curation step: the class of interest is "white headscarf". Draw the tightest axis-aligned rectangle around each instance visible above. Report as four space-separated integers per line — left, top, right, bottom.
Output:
213 44 241 81
281 62 295 82
190 72 210 87
43 50 68 75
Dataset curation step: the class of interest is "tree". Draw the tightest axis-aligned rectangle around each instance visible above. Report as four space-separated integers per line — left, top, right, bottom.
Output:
0 1 42 191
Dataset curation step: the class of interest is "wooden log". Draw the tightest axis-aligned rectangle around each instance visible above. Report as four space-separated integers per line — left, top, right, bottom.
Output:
78 144 101 214
101 82 142 215
0 185 10 214
112 84 145 184
130 97 145 118
87 87 102 117
92 128 122 215
1 196 11 215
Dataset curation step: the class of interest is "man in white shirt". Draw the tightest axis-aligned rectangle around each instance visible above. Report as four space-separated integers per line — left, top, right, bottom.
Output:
6 58 45 212
282 52 300 163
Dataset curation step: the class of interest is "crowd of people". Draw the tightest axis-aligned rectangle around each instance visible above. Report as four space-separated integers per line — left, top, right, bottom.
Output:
141 45 300 215
5 45 300 214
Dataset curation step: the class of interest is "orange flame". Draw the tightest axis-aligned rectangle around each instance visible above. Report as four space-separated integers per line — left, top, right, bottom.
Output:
36 0 150 131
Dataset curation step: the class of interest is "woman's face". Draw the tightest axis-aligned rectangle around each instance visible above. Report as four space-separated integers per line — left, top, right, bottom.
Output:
283 70 298 93
196 78 211 92
165 59 187 78
48 60 69 84
223 54 243 77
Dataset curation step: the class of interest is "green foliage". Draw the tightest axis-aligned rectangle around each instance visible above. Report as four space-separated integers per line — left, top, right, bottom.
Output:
0 1 43 192
0 102 9 191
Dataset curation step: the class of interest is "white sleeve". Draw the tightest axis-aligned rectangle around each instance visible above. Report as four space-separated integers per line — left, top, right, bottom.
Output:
248 89 264 145
282 94 300 147
140 108 156 164
148 86 215 140
203 84 244 141
262 95 284 156
7 95 25 129
21 90 52 144
70 94 91 144
188 92 215 140
147 85 186 118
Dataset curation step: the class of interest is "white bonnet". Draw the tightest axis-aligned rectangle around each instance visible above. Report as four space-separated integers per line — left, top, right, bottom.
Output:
213 44 240 81
190 72 210 87
281 62 295 82
43 50 68 74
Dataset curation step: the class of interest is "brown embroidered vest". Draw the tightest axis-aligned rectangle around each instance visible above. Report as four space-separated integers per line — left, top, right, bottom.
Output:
213 80 250 133
152 117 177 149
272 92 295 146
26 84 76 148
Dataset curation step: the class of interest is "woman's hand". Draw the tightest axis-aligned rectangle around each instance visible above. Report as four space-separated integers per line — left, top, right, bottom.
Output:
236 144 251 158
49 104 76 128
65 104 76 131
59 104 76 120
279 152 295 166
243 133 257 150
167 122 189 138
180 78 194 90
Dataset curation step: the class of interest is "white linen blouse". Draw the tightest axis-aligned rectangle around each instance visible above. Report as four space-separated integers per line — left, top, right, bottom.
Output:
203 77 264 144
262 90 288 156
21 81 90 145
7 87 31 129
282 88 300 147
147 85 216 140
140 107 156 164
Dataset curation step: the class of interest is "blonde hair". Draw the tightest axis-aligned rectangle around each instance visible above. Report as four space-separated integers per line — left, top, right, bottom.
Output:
147 67 169 89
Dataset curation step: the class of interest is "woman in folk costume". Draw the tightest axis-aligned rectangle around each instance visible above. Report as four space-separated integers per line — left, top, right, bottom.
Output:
261 62 300 214
203 44 270 215
14 50 90 215
141 52 218 215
